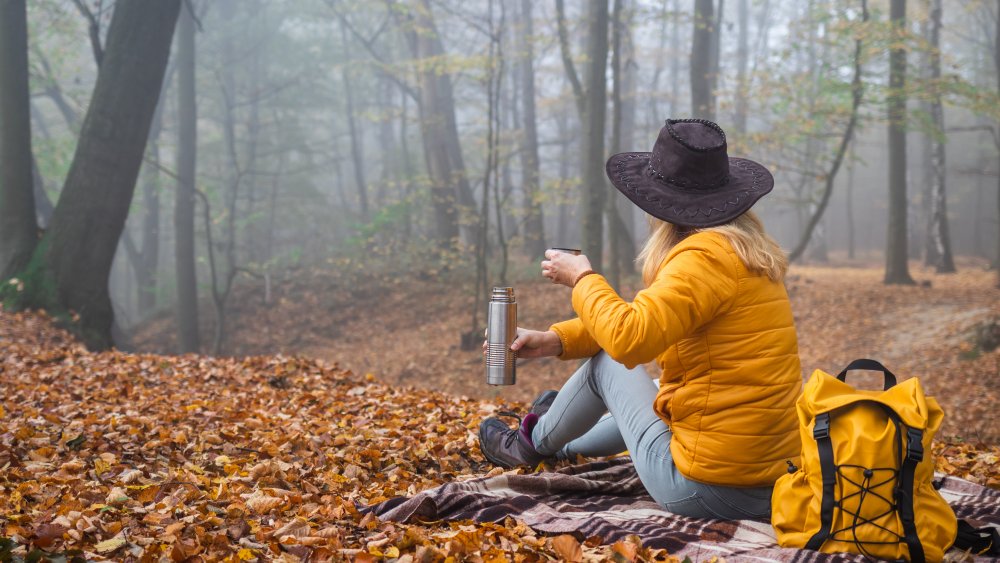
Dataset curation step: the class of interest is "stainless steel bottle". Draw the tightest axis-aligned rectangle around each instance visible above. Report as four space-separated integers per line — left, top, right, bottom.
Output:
486 287 517 385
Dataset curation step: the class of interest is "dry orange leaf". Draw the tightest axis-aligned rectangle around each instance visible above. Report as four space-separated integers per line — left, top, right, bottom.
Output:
244 490 284 514
552 534 584 562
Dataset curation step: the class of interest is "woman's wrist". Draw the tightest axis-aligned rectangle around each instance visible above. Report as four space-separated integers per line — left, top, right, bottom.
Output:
545 330 564 357
572 269 596 287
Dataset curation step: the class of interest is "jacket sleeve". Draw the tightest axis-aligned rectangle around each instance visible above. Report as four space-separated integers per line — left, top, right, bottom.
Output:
549 318 602 360
570 238 739 369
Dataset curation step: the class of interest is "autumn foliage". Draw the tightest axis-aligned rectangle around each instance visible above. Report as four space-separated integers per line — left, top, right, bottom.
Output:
2 259 999 561
0 308 703 561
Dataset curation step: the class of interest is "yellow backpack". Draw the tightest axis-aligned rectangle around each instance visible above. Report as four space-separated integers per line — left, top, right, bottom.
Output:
771 359 957 562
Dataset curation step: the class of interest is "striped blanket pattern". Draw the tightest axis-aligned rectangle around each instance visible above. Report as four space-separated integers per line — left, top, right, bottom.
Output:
370 458 1000 562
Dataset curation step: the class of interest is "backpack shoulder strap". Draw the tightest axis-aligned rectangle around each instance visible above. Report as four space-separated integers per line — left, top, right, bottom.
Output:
897 425 925 563
805 412 835 551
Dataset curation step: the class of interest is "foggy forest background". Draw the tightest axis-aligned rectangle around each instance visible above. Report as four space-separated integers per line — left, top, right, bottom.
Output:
1 0 999 356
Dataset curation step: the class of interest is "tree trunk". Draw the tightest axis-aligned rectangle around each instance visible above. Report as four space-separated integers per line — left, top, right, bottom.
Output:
556 108 571 246
923 0 955 273
918 11 933 265
340 20 369 221
128 65 173 319
211 0 244 356
28 103 55 229
649 0 669 128
690 0 715 120
392 0 476 249
995 0 1000 287
470 0 505 340
671 0 681 115
0 0 37 281
503 55 519 244
618 12 640 245
885 0 915 284
734 0 749 136
807 222 828 262
136 94 165 316
422 0 477 246
709 0 724 103
11 0 181 349
608 0 624 289
242 46 261 264
555 0 586 117
582 0 610 271
518 0 545 258
489 3 508 285
608 0 637 286
555 0 608 268
399 84 415 239
375 76 394 207
847 142 856 260
175 1 200 353
798 0 819 254
972 149 985 259
264 151 284 271
32 156 53 229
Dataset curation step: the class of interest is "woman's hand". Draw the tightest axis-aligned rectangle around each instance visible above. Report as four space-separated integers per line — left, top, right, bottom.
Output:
482 328 563 359
541 249 593 288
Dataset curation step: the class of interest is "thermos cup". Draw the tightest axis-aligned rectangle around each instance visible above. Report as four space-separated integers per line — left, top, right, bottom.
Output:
486 287 517 386
548 247 581 255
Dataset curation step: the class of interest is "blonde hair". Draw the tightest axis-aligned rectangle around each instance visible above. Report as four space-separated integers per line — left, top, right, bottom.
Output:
637 211 788 286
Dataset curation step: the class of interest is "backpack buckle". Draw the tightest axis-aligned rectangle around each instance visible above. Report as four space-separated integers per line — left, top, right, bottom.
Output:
906 427 924 462
813 414 830 440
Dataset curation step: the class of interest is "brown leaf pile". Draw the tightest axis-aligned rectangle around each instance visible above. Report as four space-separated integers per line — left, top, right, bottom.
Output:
1 309 694 561
7 258 999 561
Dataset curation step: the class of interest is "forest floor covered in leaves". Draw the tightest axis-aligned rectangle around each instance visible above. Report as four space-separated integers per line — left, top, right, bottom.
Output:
135 256 1000 443
2 258 997 561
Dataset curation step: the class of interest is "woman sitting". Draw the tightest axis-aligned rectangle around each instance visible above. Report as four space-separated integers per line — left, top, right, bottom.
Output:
478 118 802 520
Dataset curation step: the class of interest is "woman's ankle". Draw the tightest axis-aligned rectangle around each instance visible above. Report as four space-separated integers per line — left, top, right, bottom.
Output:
519 413 540 446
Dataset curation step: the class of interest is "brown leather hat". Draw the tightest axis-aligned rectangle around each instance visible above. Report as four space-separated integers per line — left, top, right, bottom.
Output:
606 118 774 227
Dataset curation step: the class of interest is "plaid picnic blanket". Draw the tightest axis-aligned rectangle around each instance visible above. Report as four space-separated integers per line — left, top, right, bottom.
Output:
369 458 1000 561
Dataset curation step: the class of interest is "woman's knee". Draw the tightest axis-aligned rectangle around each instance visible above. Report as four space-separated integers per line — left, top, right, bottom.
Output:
584 351 624 391
584 351 650 396
590 350 617 371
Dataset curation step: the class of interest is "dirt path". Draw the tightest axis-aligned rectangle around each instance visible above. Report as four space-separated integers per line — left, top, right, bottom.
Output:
788 262 999 442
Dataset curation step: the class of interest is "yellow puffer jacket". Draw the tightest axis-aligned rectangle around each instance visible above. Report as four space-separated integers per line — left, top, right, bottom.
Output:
550 231 801 487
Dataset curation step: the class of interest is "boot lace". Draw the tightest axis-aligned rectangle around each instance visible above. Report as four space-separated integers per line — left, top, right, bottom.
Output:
496 411 523 448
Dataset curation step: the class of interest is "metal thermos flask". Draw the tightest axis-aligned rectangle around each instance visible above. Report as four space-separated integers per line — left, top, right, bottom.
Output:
486 287 517 386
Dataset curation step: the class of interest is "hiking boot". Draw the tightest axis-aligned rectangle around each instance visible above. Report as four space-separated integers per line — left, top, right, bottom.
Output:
529 390 558 417
478 413 549 469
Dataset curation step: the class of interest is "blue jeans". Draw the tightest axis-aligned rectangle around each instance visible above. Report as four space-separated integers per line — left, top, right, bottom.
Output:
531 352 773 520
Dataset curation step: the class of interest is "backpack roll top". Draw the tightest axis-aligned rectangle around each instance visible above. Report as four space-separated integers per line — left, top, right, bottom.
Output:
772 360 957 562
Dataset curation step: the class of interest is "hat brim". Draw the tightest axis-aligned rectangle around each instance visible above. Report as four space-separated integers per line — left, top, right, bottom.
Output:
605 152 774 228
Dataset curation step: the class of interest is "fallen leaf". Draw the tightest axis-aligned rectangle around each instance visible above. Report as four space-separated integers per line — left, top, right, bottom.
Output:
95 535 127 554
552 534 583 562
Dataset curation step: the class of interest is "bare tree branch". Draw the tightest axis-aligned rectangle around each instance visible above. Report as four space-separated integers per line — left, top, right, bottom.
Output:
30 48 81 129
324 0 420 101
955 167 999 177
70 0 104 66
555 0 585 117
788 0 869 263
427 0 493 37
946 124 999 149
192 188 221 348
182 0 205 33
